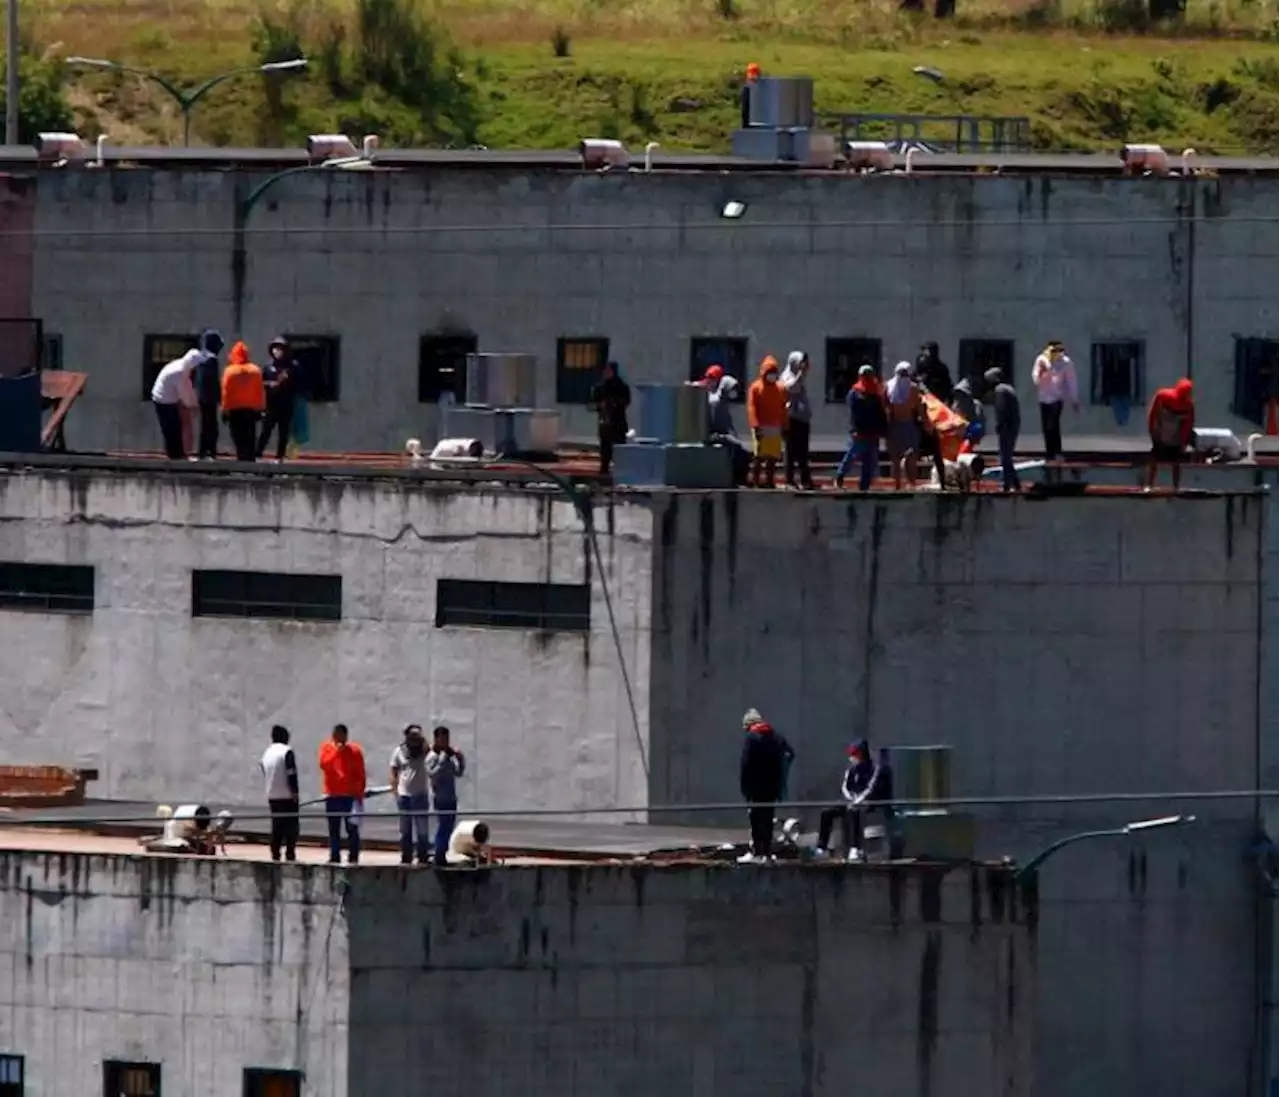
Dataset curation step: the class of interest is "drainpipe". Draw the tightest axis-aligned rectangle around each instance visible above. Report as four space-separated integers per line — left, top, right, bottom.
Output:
1183 182 1197 381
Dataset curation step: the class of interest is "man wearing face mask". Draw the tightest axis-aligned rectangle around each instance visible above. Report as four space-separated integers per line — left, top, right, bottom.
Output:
389 724 432 865
746 356 787 489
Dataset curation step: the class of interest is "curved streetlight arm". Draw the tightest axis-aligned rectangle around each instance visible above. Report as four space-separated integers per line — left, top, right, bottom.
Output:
66 59 187 107
240 158 368 218
1015 814 1195 884
184 64 293 112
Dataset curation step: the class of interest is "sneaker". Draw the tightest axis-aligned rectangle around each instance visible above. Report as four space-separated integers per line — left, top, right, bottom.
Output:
846 849 864 863
737 851 760 864
812 847 830 860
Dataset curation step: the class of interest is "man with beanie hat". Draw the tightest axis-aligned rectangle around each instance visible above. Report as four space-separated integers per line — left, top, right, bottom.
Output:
814 740 893 863
738 707 795 864
194 329 225 459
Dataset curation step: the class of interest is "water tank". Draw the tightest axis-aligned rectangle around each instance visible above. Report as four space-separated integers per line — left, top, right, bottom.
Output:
635 383 708 444
465 353 537 408
885 745 952 807
749 78 815 129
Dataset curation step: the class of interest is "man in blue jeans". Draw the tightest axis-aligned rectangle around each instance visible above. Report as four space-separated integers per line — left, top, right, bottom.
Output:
834 365 887 492
426 725 466 866
389 724 432 865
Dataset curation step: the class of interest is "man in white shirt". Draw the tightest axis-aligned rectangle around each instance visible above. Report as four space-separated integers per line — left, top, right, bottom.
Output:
150 349 202 460
260 724 300 863
1031 341 1080 469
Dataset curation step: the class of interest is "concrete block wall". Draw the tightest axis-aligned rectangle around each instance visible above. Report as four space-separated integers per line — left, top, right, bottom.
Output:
0 469 653 812
25 168 1278 452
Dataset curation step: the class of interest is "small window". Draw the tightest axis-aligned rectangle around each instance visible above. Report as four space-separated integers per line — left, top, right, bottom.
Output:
824 337 883 403
689 337 748 402
1090 340 1144 405
243 1068 303 1097
1232 337 1278 426
958 338 1015 388
419 333 476 403
0 1054 23 1096
556 337 610 405
42 333 63 371
436 579 590 632
285 334 340 404
0 317 43 378
103 1060 160 1097
0 562 94 614
142 334 199 401
192 570 341 622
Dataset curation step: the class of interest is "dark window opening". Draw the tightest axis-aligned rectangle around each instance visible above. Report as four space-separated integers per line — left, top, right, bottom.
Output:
285 334 340 404
0 317 44 379
103 1059 161 1097
556 337 610 405
1089 341 1145 405
958 338 1015 389
142 334 199 401
42 334 63 372
689 337 748 403
243 1068 303 1097
0 1053 23 1097
436 579 590 632
1232 337 1278 426
192 570 342 622
824 337 883 403
419 333 476 403
0 562 94 614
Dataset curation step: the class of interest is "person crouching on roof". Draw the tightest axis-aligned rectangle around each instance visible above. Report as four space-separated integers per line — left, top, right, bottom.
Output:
738 708 795 864
705 367 750 486
1144 378 1196 492
746 357 786 489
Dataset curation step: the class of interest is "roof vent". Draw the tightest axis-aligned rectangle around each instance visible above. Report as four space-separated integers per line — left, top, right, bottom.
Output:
579 139 630 171
844 140 894 173
307 134 359 162
35 133 88 162
1122 143 1170 176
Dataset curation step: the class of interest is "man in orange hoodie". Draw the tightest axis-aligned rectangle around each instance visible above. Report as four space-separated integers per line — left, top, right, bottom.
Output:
1144 378 1195 491
746 356 787 488
318 723 367 865
220 340 267 463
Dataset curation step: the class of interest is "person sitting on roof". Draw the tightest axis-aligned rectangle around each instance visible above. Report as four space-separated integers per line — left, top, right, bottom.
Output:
814 740 893 863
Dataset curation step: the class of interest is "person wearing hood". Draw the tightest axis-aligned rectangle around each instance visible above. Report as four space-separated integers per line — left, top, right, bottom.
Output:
150 346 202 460
884 361 923 489
390 723 432 865
220 341 267 462
738 707 796 864
834 364 887 491
257 337 298 461
814 740 893 863
779 351 815 490
193 329 225 459
1031 341 1080 473
590 360 631 477
706 370 750 486
746 356 787 488
1144 378 1195 490
984 367 1022 493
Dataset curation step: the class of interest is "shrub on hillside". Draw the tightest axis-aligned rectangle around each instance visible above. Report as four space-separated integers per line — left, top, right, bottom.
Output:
0 56 74 143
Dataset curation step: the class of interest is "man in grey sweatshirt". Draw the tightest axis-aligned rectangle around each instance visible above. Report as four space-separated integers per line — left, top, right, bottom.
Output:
389 724 431 865
427 725 466 866
780 350 815 490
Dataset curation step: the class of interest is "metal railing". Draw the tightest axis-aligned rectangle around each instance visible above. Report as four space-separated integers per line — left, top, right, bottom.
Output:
830 112 1032 154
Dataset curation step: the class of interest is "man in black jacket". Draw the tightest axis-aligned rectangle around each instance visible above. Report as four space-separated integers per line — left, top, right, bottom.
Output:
590 361 631 477
815 739 893 862
257 336 298 461
738 707 795 863
194 329 225 460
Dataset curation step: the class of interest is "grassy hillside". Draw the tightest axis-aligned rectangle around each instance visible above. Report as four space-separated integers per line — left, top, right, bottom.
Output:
17 0 1280 153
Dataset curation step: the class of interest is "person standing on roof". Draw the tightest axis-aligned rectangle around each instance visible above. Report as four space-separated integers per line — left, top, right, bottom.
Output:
257 337 298 462
427 725 466 866
260 724 300 863
150 346 201 460
913 342 954 405
815 739 894 863
319 723 366 865
704 369 750 486
590 360 632 478
746 356 787 488
834 365 886 491
738 707 795 864
1143 378 1196 491
194 329 225 460
884 361 922 489
741 62 761 128
390 723 432 866
221 340 267 462
779 351 815 490
1031 341 1079 474
985 367 1022 493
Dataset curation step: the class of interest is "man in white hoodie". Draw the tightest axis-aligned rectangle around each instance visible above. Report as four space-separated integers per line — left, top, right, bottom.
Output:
1031 341 1080 469
150 348 202 459
780 351 815 490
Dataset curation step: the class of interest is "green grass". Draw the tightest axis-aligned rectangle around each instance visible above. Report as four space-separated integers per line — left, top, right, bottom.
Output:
20 0 1280 153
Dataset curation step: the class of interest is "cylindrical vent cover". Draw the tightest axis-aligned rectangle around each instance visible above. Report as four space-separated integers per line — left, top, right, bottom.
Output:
465 353 537 408
885 746 952 806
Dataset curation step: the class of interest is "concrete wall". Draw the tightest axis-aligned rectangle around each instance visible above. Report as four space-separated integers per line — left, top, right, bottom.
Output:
646 488 1270 1097
27 167 1278 452
0 849 1034 1097
0 469 652 810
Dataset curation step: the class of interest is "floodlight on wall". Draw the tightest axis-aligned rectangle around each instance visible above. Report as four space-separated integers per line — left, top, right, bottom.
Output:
721 200 747 219
579 138 630 171
1122 143 1170 177
845 140 894 173
307 134 359 162
35 132 88 162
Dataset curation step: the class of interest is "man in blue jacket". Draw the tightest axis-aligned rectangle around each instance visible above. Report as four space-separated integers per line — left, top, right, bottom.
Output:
738 707 796 864
815 739 893 862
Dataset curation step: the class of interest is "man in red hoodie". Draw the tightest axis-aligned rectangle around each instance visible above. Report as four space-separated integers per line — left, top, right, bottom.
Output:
1144 378 1195 490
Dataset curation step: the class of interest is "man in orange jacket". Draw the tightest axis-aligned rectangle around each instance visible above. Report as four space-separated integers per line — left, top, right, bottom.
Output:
318 723 366 865
746 356 787 488
220 341 267 463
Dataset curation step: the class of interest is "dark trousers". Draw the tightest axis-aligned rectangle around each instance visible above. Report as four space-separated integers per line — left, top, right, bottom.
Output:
818 806 867 852
598 429 624 476
227 409 260 462
998 429 1021 492
258 401 294 460
325 795 360 863
1039 401 1064 461
748 805 775 857
268 797 299 862
434 800 458 865
197 400 219 459
784 419 813 488
154 402 185 459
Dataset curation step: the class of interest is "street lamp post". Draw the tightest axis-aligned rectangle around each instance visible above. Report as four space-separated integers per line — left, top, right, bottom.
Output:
1015 814 1196 887
65 57 307 146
